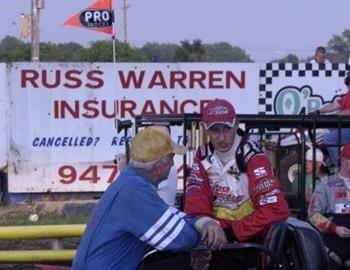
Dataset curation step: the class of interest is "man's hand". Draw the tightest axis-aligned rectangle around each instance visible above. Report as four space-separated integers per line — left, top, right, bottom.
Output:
308 110 320 116
190 250 212 270
201 220 227 250
335 226 350 238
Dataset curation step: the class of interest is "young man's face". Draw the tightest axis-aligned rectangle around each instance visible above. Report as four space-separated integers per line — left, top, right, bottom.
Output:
346 83 350 92
206 123 237 152
341 157 350 176
306 160 322 175
315 51 326 63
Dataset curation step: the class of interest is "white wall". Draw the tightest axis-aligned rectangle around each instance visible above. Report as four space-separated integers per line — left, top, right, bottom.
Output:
0 63 7 169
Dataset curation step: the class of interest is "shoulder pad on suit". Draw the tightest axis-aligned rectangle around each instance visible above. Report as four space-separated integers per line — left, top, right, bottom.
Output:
238 140 263 164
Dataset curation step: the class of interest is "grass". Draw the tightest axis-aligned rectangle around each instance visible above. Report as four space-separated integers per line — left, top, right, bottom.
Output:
0 211 90 227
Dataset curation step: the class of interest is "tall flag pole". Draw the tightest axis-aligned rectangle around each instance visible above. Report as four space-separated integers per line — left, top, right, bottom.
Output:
112 11 116 63
64 0 118 125
63 0 116 62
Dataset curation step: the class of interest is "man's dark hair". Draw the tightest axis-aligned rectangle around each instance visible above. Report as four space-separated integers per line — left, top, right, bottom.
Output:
315 46 326 54
344 71 350 86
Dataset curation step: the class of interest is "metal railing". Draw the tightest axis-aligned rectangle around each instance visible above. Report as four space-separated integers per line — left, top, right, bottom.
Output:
0 224 85 263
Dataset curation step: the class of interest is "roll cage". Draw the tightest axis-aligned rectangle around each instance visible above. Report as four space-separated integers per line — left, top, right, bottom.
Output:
134 113 350 219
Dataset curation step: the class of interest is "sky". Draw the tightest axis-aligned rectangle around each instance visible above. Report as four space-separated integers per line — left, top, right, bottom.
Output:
2 0 350 62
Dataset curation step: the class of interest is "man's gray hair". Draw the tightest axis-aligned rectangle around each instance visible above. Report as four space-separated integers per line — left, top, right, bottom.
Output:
129 155 171 172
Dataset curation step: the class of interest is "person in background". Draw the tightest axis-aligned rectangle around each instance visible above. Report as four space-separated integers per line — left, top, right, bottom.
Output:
292 148 324 203
185 99 290 270
310 46 331 64
309 72 350 166
305 148 324 202
308 144 350 270
73 126 227 270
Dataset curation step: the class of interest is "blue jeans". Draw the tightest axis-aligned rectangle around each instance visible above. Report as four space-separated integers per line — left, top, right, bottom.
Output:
323 128 350 165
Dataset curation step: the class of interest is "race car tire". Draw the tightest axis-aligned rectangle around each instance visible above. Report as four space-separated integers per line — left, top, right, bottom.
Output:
279 153 299 193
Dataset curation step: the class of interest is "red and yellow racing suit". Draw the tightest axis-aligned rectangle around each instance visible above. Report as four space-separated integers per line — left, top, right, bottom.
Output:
184 133 290 241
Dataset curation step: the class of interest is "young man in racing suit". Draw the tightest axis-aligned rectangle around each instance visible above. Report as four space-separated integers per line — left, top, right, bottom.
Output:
184 99 290 269
308 144 350 270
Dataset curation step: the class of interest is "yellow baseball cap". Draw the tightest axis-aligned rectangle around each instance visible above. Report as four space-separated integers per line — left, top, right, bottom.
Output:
130 126 187 163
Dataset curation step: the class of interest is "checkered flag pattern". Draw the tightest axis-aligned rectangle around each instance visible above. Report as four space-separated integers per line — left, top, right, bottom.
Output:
258 63 350 114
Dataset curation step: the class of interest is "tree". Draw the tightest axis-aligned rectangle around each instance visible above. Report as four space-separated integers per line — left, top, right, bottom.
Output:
0 36 30 62
204 42 252 62
173 39 206 62
326 30 350 63
141 42 179 62
82 40 113 62
82 40 148 62
40 42 68 61
114 42 149 62
0 36 23 52
272 54 300 63
57 42 86 61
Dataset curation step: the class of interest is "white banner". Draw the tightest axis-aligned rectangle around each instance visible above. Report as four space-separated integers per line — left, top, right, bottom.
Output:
0 64 7 169
258 63 349 114
6 63 260 192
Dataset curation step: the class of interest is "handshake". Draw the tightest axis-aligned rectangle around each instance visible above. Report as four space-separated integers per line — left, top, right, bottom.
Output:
195 217 228 251
191 217 229 270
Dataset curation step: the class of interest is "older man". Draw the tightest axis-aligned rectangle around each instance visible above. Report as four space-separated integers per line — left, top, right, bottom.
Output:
185 99 290 269
73 126 226 270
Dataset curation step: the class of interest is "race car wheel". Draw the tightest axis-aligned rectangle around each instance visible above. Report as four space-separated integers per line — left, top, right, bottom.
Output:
279 153 300 193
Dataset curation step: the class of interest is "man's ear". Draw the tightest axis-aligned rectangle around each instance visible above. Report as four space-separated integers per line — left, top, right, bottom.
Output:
153 160 162 174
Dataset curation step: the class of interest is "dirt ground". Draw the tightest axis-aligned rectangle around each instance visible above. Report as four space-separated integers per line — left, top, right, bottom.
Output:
0 200 96 216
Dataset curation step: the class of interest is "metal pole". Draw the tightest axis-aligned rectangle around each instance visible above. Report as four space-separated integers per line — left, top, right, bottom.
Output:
0 224 86 240
112 36 116 63
300 128 306 219
0 250 76 263
31 0 40 62
122 0 129 43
